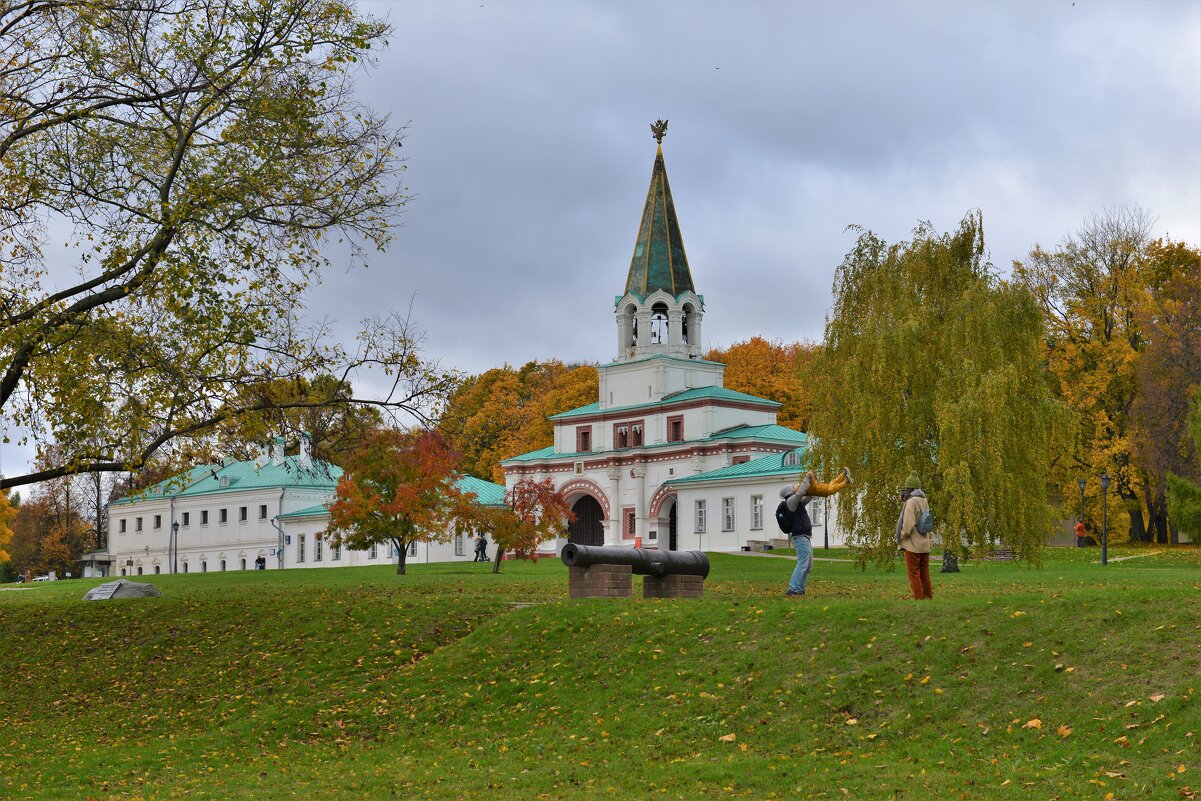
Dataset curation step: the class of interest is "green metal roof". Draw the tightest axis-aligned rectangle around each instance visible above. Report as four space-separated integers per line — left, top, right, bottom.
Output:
454 475 507 507
667 447 810 486
549 386 779 421
598 352 722 369
274 475 507 520
707 424 808 443
110 456 343 506
624 144 694 299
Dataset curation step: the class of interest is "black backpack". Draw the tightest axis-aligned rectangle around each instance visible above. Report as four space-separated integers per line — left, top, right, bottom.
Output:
775 500 794 534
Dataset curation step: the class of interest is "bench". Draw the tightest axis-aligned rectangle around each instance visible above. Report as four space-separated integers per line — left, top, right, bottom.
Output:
985 548 1015 560
744 539 772 552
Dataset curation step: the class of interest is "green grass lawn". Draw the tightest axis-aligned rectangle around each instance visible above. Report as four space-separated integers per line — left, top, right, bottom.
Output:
2 546 1199 800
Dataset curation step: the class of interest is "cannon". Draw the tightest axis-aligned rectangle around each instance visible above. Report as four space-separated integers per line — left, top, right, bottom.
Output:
560 543 710 579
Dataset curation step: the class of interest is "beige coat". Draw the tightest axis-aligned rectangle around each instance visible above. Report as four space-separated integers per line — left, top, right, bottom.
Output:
899 495 932 554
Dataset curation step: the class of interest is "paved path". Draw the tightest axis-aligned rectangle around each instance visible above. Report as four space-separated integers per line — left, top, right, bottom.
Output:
1094 550 1163 564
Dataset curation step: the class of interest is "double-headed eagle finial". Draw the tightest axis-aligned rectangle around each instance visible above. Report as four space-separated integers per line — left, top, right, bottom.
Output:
650 118 668 144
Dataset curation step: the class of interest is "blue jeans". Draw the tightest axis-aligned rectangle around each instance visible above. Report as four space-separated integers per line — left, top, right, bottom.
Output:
789 534 812 594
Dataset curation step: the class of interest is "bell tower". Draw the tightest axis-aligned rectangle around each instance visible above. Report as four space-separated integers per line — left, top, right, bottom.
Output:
614 119 704 363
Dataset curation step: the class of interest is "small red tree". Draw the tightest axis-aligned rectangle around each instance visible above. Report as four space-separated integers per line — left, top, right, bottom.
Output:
487 477 573 573
327 429 473 575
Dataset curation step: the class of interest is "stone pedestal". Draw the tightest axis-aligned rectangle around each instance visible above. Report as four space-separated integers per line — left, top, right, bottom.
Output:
568 564 632 598
643 573 704 599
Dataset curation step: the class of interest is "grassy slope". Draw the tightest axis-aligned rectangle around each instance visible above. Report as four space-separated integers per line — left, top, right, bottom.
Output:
2 547 1199 800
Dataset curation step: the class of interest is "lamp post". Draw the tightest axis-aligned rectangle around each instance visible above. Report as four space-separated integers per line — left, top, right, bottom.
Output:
1100 473 1111 566
171 521 179 574
1077 477 1086 547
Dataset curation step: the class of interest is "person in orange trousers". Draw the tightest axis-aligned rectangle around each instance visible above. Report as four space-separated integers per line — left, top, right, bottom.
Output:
896 471 933 599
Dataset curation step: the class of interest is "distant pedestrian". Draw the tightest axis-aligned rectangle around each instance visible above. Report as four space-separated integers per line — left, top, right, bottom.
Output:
474 532 488 562
1074 520 1087 547
896 471 933 600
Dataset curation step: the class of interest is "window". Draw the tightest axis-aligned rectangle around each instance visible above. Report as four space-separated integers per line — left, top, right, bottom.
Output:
616 424 628 449
136 517 143 531
259 504 268 520
154 565 161 574
297 534 305 563
614 420 645 449
454 528 465 556
239 506 247 522
667 415 684 443
181 512 190 527
751 495 763 530
408 542 417 557
201 561 207 573
632 423 643 446
811 499 825 527
314 535 323 562
783 451 800 467
576 426 591 453
182 562 188 573
137 566 143 575
220 560 226 572
623 508 636 539
722 498 735 532
369 543 378 560
119 519 127 533
332 541 341 561
241 558 247 570
219 509 228 524
153 514 161 529
201 510 209 525
695 500 706 533
732 455 750 465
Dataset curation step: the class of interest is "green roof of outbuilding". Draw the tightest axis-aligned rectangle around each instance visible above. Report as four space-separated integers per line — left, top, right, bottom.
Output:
708 424 807 443
548 386 779 421
667 447 810 485
110 456 343 506
277 503 331 520
624 144 694 299
454 475 507 507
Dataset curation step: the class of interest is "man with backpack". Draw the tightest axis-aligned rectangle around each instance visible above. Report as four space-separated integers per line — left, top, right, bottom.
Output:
896 471 934 599
777 475 815 597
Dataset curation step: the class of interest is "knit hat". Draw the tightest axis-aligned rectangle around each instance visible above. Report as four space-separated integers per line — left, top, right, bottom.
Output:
903 471 921 490
780 485 793 499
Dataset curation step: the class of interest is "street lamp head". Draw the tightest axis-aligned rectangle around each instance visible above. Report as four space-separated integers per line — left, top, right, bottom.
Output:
1100 473 1111 490
172 521 179 532
1077 477 1086 491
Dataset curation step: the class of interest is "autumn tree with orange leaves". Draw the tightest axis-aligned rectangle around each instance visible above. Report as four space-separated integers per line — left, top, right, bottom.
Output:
439 361 598 483
706 338 820 431
1014 209 1200 542
326 429 476 575
479 477 573 574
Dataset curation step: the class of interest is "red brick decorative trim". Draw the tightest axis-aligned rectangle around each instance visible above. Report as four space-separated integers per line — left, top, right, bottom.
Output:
648 484 676 518
557 478 610 518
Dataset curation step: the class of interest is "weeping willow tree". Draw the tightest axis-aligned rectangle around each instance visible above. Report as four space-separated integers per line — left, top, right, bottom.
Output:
809 212 1072 566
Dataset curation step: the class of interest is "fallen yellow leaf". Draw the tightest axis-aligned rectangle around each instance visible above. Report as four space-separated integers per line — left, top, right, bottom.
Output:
1023 718 1042 730
1150 694 1165 702
719 733 736 743
1057 724 1072 737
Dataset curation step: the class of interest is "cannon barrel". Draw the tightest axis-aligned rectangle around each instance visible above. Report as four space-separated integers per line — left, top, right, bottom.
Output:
560 543 709 578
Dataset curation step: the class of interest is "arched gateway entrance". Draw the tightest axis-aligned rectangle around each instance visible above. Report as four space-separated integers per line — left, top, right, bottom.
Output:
568 496 605 546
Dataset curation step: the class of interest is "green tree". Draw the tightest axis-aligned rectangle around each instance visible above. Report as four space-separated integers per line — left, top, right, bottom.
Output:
809 213 1071 565
326 429 474 575
0 1 453 489
1166 396 1201 538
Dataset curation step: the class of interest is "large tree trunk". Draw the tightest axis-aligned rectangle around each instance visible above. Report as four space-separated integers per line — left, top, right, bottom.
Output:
1123 492 1151 542
1149 488 1170 544
394 539 407 575
492 547 504 574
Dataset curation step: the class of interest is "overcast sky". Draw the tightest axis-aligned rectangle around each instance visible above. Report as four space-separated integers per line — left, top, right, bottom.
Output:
343 0 1199 372
2 0 1199 479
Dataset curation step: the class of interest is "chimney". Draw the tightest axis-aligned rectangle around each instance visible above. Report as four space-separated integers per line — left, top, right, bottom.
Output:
253 441 269 469
299 432 312 470
272 436 285 467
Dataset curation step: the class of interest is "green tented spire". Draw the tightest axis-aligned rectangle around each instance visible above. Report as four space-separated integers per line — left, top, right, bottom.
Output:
624 122 694 298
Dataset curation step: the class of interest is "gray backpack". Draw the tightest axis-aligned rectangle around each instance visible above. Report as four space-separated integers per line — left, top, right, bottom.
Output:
916 504 934 535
